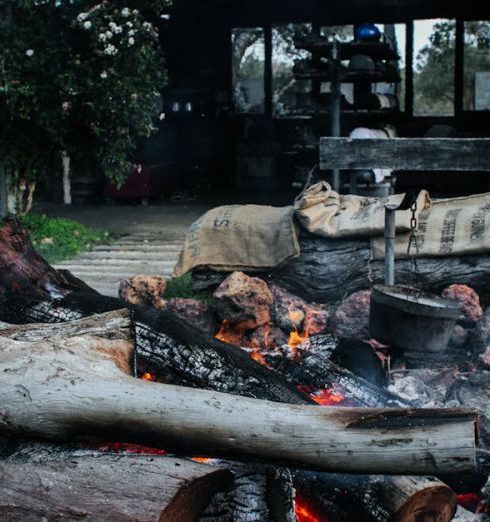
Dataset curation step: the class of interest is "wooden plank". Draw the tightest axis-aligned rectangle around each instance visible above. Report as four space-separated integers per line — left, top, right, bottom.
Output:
319 138 490 171
0 163 7 218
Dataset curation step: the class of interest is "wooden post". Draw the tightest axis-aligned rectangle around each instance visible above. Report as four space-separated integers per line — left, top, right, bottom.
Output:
405 21 414 117
0 162 7 218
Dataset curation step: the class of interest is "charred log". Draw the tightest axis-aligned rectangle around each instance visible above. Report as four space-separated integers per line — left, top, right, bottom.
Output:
133 306 312 405
191 235 490 303
294 472 457 522
0 311 478 475
0 436 231 522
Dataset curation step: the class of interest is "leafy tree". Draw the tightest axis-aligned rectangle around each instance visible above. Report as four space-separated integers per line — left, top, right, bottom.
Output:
414 20 490 116
0 1 171 213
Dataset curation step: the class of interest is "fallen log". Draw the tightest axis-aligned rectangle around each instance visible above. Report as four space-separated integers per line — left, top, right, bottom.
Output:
0 311 478 475
191 235 490 303
0 436 231 521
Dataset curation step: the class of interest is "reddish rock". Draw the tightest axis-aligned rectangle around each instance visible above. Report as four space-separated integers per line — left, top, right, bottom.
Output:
165 298 217 334
213 272 273 329
470 308 490 357
328 290 371 340
481 346 490 368
441 284 483 324
270 284 329 336
248 324 288 350
119 275 166 309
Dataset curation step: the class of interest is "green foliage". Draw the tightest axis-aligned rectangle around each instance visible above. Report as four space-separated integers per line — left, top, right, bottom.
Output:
414 21 490 116
0 1 171 191
164 273 213 303
20 213 110 263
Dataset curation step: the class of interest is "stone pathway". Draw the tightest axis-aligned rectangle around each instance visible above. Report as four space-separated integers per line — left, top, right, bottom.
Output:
55 233 183 297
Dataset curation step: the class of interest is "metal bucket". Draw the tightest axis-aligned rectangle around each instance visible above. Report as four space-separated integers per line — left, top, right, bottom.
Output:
369 285 461 353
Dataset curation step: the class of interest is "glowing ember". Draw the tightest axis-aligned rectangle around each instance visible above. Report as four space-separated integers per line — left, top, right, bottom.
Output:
191 457 213 463
96 442 167 455
295 498 325 522
297 384 348 406
141 372 156 381
457 493 481 512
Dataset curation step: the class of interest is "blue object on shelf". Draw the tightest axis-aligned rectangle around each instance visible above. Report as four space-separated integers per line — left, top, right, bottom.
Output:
355 24 382 42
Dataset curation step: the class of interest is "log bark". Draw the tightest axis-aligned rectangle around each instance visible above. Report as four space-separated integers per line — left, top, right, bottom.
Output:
191 235 490 303
0 436 231 522
295 472 457 522
0 311 478 475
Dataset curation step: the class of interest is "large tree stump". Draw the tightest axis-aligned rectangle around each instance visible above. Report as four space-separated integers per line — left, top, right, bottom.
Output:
0 437 231 521
0 311 478 475
192 235 490 303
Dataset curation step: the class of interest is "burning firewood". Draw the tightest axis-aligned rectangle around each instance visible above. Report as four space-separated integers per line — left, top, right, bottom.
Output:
0 310 478 475
0 436 231 521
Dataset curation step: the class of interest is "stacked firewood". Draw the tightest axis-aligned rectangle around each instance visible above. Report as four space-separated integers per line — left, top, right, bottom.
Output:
0 217 488 521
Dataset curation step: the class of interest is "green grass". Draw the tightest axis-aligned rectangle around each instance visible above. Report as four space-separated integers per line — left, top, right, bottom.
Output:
20 214 111 264
164 273 213 303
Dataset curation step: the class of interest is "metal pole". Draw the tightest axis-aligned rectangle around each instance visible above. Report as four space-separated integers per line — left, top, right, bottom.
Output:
330 41 341 192
0 162 7 218
384 204 397 286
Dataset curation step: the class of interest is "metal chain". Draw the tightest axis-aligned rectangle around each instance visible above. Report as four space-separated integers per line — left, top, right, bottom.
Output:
407 200 420 279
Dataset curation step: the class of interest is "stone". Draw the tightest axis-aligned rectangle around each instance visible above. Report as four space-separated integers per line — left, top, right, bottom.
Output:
469 308 490 357
119 275 167 309
449 324 470 349
270 284 329 336
165 298 217 334
328 290 371 341
441 284 483 325
213 272 273 330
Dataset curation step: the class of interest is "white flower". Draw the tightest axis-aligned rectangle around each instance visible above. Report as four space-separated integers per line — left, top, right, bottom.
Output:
143 22 152 30
105 30 113 39
77 12 88 22
82 21 92 30
114 25 123 34
25 49 34 57
104 44 117 56
126 21 133 28
100 71 108 79
132 9 139 14
160 14 171 20
159 112 166 120
121 7 130 17
98 33 107 42
128 29 135 36
128 37 135 46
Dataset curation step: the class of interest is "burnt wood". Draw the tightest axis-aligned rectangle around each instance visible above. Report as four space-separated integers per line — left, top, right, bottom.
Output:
0 436 231 522
0 312 478 475
192 235 490 303
319 138 490 171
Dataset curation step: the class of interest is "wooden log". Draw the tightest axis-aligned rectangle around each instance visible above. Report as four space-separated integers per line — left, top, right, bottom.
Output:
319 137 490 171
295 472 457 522
0 436 231 522
0 311 478 475
192 235 490 303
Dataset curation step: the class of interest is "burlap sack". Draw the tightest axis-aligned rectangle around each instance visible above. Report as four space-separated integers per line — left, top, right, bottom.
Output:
371 192 490 259
294 181 431 238
173 205 300 277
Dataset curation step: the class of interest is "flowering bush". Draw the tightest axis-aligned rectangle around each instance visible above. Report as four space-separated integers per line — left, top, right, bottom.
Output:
0 1 171 211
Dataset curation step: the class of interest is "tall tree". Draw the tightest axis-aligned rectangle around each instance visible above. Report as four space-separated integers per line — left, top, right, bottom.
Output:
0 1 171 213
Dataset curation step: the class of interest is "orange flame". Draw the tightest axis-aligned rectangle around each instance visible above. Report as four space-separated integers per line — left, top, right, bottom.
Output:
295 498 324 522
141 372 156 381
191 457 213 463
298 385 347 406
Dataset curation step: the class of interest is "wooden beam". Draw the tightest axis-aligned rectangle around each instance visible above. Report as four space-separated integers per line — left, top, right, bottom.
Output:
319 138 490 171
405 21 414 117
454 18 465 118
0 163 7 218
